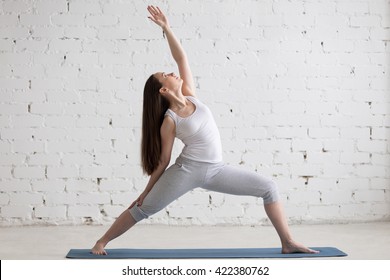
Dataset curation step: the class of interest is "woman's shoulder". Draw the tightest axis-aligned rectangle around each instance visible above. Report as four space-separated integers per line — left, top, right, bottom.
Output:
165 108 175 118
160 114 176 138
164 109 177 123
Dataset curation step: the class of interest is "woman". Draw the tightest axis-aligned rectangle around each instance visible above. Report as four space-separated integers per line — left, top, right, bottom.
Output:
92 5 318 255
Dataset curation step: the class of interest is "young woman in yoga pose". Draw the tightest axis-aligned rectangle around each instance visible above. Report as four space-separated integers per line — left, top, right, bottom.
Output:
91 5 318 255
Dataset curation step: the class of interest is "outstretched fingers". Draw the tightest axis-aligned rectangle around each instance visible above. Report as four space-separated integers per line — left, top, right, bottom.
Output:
147 5 168 28
147 6 155 21
147 5 160 19
148 5 158 14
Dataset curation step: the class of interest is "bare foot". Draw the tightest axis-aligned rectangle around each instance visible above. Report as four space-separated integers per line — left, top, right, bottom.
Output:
282 240 320 254
91 240 107 255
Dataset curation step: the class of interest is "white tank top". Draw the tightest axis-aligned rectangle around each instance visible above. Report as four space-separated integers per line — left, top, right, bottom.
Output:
165 96 223 163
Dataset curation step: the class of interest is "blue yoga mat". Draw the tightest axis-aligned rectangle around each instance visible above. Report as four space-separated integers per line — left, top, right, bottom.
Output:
66 247 347 259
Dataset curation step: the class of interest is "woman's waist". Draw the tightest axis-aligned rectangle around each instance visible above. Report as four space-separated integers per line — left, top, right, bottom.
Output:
175 153 223 167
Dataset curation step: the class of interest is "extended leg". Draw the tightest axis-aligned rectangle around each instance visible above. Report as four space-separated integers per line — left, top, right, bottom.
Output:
91 210 136 255
264 201 319 254
92 160 202 255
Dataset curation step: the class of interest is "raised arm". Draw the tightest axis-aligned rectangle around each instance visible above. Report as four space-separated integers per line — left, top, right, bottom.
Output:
147 5 196 97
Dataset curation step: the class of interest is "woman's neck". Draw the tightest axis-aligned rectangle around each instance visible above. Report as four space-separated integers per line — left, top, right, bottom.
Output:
169 94 187 112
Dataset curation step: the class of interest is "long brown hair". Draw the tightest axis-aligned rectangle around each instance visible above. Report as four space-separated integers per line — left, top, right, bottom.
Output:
141 74 170 175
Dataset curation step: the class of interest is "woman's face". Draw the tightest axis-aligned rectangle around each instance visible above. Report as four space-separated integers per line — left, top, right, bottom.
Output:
155 72 182 93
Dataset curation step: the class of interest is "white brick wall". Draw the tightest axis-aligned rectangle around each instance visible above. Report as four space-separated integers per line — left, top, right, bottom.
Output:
0 0 389 226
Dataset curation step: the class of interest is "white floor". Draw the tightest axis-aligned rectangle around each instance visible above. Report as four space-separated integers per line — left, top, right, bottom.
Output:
1 222 389 260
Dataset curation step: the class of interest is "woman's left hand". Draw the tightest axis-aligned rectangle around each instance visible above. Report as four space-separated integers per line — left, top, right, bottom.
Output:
147 5 169 29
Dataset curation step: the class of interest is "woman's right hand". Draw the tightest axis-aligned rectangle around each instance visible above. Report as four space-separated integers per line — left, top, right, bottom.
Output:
128 192 147 209
147 5 169 30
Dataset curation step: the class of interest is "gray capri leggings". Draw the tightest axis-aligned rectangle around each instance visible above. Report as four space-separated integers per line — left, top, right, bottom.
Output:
129 156 279 222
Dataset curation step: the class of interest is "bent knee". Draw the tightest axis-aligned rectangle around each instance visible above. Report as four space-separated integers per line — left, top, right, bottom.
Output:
262 180 280 204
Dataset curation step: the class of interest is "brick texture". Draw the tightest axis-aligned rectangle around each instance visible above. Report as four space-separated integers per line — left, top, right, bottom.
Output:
0 0 389 226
